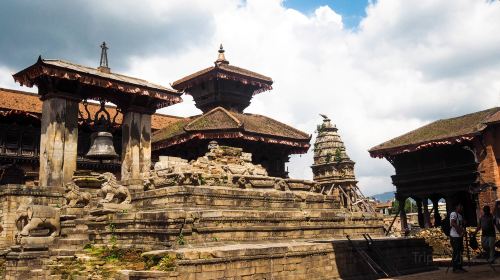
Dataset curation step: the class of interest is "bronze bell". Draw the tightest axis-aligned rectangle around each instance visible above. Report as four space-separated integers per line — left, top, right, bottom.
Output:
86 131 118 160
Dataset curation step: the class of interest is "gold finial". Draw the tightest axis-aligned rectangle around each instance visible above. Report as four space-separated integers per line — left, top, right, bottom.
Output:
215 43 229 66
98 41 111 73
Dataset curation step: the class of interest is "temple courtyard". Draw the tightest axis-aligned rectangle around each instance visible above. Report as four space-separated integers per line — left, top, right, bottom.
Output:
1 2 499 279
391 264 499 280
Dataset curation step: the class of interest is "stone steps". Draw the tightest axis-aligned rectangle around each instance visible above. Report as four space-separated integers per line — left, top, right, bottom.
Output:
123 238 436 280
87 208 383 250
132 185 339 211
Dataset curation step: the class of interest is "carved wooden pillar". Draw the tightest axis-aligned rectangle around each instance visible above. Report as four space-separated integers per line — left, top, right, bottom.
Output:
415 198 424 228
39 97 79 187
121 110 152 185
423 198 431 228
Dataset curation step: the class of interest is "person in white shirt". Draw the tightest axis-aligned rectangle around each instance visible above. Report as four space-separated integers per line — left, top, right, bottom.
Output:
450 203 467 273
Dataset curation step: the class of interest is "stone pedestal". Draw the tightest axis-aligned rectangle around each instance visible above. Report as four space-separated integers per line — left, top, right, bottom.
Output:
0 185 63 249
121 111 152 185
39 97 79 188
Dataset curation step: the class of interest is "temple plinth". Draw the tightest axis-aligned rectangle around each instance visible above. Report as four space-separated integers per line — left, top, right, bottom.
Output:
13 52 182 187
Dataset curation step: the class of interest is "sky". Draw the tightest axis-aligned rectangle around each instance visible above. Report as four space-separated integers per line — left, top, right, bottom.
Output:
1 0 500 196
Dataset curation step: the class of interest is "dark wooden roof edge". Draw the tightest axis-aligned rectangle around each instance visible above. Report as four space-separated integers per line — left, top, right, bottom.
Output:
0 87 183 120
152 130 311 153
12 57 182 108
369 134 477 158
0 87 38 97
151 108 312 145
172 64 273 94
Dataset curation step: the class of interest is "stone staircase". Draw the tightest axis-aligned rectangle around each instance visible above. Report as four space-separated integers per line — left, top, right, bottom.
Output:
50 208 90 257
87 185 384 251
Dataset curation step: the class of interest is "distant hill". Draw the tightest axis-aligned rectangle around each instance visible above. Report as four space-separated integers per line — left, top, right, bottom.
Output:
371 191 394 202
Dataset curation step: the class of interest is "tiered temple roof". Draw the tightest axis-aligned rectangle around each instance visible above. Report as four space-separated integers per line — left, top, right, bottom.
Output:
171 45 273 113
172 45 273 95
153 46 310 177
154 46 310 153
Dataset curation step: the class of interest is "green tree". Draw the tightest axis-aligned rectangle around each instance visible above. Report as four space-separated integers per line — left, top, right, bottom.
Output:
391 199 416 214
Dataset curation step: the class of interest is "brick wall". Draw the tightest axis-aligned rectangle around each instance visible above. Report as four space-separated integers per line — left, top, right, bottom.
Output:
476 126 500 210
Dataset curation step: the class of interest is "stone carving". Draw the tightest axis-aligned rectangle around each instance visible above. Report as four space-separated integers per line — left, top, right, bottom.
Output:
15 200 60 243
64 181 91 208
144 143 329 193
237 176 248 188
274 179 290 191
207 140 219 150
98 172 131 204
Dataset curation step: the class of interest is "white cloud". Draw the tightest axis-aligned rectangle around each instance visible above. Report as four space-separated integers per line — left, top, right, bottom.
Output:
0 66 32 92
2 0 500 196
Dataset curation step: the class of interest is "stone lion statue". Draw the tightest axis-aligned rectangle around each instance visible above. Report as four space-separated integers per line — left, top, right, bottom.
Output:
97 172 131 204
64 181 91 208
15 199 60 242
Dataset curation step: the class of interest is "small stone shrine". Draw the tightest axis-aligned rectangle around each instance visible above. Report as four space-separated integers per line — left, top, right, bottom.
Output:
312 115 374 212
0 44 434 279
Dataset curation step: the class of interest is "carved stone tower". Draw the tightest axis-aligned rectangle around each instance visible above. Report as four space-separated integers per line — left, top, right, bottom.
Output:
311 115 372 212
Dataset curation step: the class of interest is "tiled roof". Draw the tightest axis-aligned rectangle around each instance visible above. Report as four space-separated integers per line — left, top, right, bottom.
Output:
172 63 273 94
13 57 182 109
152 107 311 152
0 87 182 130
369 107 500 157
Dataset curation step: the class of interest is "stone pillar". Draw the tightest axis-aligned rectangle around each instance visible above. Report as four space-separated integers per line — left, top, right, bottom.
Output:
415 198 424 228
432 198 442 227
423 198 431 228
121 111 152 185
39 97 78 187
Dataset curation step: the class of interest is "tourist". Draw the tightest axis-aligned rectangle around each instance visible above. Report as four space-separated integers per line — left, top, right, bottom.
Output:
450 203 467 273
474 205 496 263
495 201 500 232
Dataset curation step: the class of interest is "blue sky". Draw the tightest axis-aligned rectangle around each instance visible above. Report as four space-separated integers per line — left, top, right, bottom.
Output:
284 0 370 28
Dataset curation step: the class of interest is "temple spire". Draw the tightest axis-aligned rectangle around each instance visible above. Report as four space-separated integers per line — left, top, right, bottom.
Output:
98 41 110 73
215 44 229 66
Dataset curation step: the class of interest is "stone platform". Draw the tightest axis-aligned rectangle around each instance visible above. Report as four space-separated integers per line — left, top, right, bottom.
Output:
87 185 383 250
118 238 435 280
0 145 435 279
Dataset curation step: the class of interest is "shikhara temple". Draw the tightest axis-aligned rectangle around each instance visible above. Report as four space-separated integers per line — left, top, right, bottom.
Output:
0 43 437 279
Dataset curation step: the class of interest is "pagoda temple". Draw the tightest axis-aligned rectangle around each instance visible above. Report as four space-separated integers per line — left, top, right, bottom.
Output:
312 115 372 212
370 107 500 230
152 45 311 177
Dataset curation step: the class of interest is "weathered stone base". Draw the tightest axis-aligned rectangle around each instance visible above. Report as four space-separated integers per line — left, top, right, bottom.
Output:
0 185 64 249
118 238 435 280
87 208 383 250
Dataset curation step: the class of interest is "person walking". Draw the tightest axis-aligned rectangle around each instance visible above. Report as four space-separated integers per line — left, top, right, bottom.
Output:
474 205 496 263
450 203 467 273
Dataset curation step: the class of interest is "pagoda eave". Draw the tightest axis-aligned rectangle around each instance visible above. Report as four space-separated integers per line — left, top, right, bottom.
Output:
13 58 182 110
153 131 310 154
